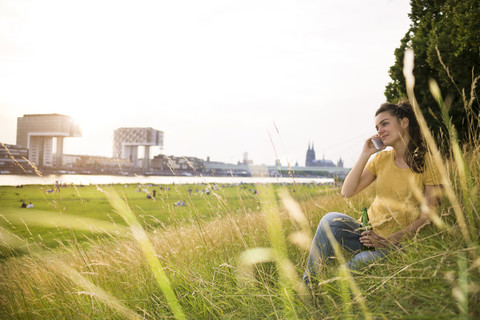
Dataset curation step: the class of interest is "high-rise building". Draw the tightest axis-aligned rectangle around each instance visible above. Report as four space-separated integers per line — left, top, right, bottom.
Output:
16 114 81 167
113 127 164 170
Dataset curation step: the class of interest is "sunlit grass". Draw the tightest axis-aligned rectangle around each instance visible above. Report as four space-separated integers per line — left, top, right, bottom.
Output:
100 186 185 319
0 182 328 318
0 171 479 318
0 48 479 318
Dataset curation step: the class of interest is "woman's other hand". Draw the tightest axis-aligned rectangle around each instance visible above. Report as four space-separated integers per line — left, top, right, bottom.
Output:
360 230 392 248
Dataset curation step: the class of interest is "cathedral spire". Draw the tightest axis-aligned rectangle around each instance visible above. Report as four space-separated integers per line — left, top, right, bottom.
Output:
306 141 316 167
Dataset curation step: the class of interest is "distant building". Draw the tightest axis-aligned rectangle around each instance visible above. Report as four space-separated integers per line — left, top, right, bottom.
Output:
63 154 133 171
151 154 203 172
113 127 164 170
305 143 343 168
337 157 344 168
62 154 83 168
203 158 253 176
305 142 316 167
242 152 253 165
16 114 81 167
0 143 29 173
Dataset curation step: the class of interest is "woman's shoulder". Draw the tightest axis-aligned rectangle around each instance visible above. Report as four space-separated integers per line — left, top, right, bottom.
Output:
366 150 393 174
422 152 442 183
371 149 393 162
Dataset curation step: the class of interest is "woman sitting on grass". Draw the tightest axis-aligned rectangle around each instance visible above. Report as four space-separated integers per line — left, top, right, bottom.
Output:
304 100 442 283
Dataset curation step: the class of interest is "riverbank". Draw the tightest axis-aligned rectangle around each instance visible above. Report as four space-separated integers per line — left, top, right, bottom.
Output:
0 173 334 186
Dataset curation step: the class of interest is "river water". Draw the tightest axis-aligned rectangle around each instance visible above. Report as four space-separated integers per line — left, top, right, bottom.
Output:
0 174 334 186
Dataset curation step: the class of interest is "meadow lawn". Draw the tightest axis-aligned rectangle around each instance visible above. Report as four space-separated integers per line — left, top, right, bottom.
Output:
0 179 478 319
0 182 329 256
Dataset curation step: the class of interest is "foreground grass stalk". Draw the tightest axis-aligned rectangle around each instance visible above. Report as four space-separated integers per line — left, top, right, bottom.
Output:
453 253 468 320
238 185 308 319
0 225 41 255
259 185 302 319
435 46 480 147
53 261 142 320
403 49 474 245
279 190 312 251
323 223 373 320
102 187 186 320
429 79 478 235
339 268 353 320
0 224 144 319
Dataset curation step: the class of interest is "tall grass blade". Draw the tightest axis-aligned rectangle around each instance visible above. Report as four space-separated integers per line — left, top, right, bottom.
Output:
435 45 480 147
0 225 41 254
323 223 373 320
2 209 130 236
279 189 312 251
237 247 274 284
0 226 142 319
429 79 478 235
258 184 305 318
237 185 309 318
102 187 186 320
452 254 468 320
53 261 143 320
339 267 353 320
403 49 473 244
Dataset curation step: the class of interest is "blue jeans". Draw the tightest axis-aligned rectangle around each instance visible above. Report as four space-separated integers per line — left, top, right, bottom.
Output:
303 212 390 282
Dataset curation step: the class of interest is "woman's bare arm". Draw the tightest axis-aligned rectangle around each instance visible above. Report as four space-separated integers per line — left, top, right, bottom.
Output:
341 136 380 198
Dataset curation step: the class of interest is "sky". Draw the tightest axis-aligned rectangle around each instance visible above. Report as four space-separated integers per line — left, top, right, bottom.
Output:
0 0 411 167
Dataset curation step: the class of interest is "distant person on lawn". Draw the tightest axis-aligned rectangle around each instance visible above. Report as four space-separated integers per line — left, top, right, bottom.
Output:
304 100 442 283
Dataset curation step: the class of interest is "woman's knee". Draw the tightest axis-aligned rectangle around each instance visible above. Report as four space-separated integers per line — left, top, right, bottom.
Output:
320 212 344 223
319 212 348 229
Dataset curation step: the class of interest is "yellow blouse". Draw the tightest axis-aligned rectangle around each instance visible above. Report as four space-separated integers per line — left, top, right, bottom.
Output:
365 149 441 238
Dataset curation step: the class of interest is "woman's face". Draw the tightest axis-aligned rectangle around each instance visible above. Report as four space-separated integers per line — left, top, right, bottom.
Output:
374 111 408 147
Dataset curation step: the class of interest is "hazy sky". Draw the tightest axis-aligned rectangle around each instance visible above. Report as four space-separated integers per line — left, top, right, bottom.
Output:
0 0 411 167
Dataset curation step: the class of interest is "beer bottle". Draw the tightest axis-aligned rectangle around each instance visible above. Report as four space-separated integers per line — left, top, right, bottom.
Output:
361 207 374 250
361 207 370 230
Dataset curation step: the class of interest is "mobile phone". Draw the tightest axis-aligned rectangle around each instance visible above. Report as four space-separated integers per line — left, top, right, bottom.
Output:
371 137 384 150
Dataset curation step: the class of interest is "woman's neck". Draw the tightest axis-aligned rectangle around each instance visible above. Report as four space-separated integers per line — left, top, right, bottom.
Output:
392 136 410 167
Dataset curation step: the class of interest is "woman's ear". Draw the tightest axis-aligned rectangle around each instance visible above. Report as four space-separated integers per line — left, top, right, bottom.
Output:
401 117 409 128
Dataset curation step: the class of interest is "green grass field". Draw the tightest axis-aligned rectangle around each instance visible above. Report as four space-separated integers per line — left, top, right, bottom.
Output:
1 60 479 318
0 177 478 319
0 182 344 319
0 182 329 256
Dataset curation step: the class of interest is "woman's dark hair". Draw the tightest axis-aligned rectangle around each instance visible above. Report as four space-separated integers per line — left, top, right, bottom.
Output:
375 99 426 173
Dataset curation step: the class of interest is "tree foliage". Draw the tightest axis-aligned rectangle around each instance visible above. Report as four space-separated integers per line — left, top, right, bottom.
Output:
385 0 480 150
